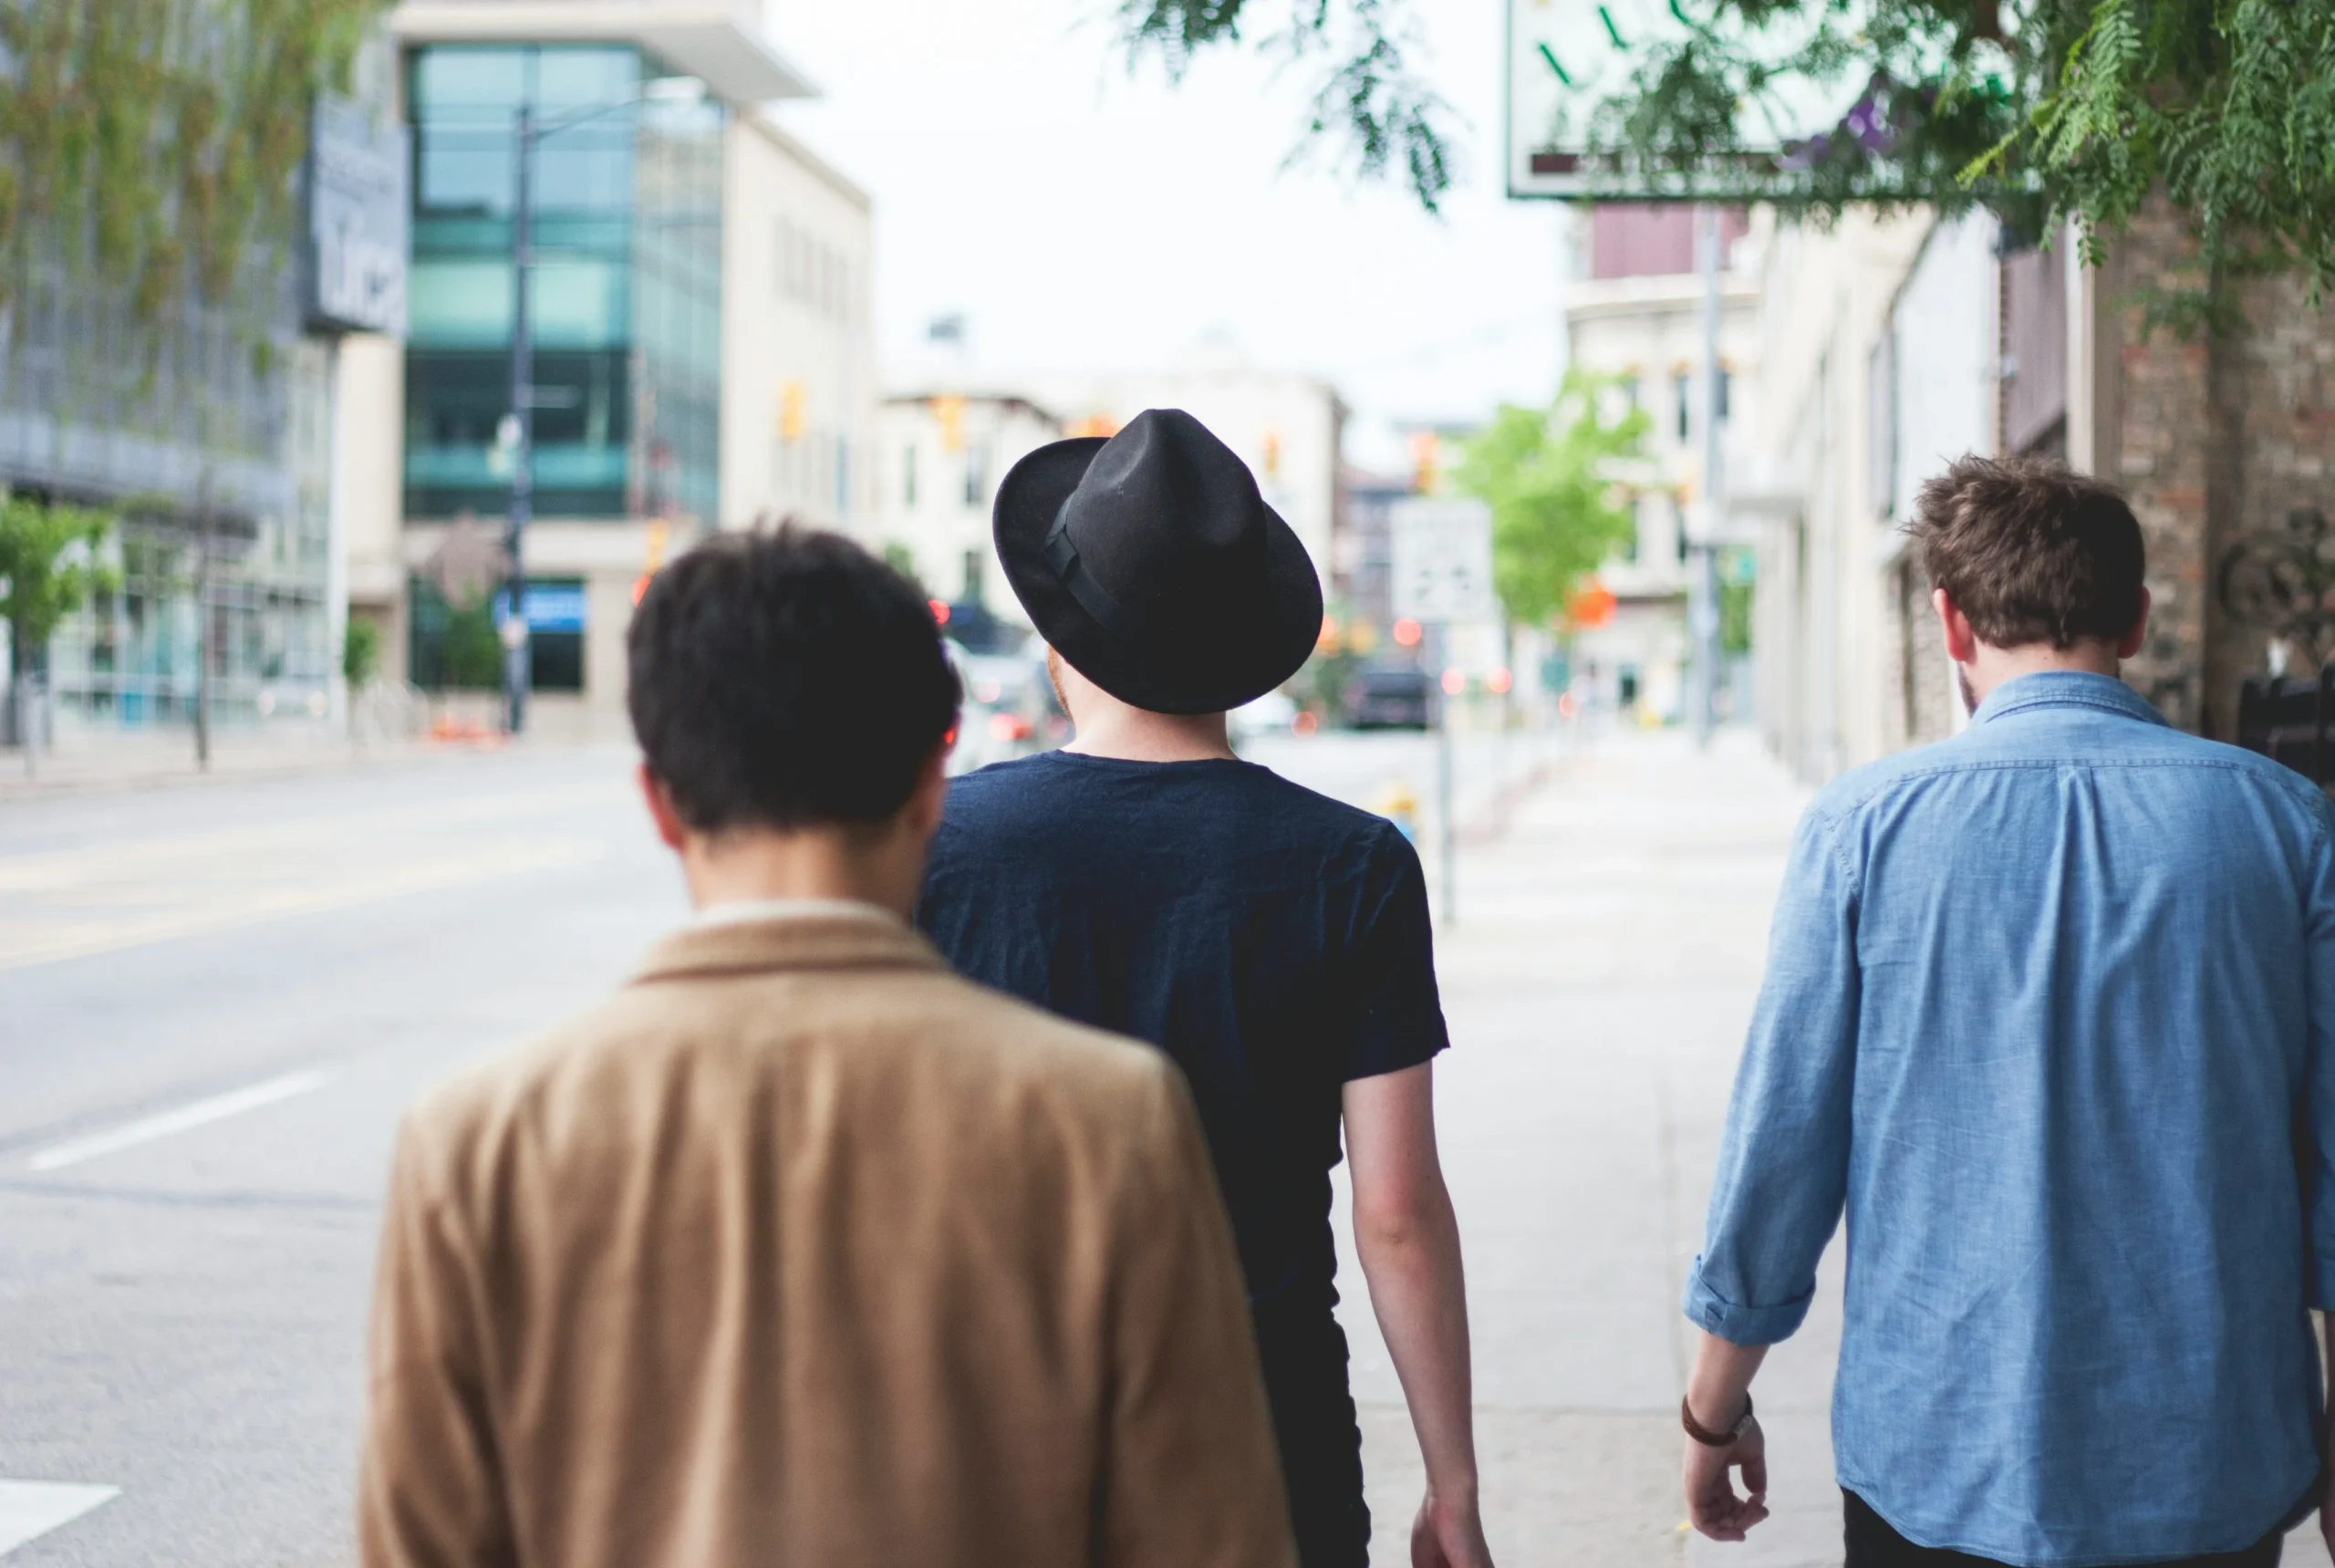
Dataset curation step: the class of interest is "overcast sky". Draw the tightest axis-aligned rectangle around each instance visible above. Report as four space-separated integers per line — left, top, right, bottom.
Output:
759 0 1568 470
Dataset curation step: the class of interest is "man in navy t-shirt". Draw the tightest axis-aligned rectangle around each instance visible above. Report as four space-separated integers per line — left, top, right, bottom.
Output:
918 410 1492 1568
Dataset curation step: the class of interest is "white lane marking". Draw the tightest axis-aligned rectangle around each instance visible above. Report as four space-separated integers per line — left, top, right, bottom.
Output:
26 1070 332 1173
0 1480 119 1555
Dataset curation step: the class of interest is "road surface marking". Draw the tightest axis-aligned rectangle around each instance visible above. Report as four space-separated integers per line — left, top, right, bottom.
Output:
0 839 602 970
0 1480 119 1555
0 788 607 895
27 1070 331 1173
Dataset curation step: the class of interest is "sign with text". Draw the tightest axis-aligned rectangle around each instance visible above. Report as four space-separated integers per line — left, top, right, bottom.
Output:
1390 497 1497 625
303 94 410 335
1505 0 1880 201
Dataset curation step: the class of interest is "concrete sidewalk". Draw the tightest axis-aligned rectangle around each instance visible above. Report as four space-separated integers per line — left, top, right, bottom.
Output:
0 729 450 801
1336 729 2332 1568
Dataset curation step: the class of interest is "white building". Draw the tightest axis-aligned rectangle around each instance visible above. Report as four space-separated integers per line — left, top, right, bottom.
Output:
1562 206 1759 721
1013 352 1346 597
1730 207 2000 779
869 391 1063 624
346 1 877 732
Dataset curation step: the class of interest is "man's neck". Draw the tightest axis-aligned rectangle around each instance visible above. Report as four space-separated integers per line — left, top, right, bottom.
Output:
1062 708 1234 763
678 826 917 919
1962 639 2121 711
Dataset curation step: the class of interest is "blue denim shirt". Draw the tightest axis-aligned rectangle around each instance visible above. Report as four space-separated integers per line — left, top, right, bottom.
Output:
1686 672 2335 1566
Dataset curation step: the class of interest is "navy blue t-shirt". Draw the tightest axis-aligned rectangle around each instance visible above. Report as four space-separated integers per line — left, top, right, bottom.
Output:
916 749 1448 1523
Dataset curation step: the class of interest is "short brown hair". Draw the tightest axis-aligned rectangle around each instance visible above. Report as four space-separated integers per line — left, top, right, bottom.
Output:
1907 456 2146 649
627 526 960 833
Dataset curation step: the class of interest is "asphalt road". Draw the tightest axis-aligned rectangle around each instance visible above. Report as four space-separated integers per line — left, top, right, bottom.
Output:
0 730 1558 1565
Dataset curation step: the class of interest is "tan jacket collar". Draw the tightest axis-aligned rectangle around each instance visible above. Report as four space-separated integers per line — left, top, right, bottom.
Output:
630 909 949 986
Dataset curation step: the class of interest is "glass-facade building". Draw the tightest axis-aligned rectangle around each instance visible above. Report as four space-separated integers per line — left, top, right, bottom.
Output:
404 45 724 525
5 213 337 731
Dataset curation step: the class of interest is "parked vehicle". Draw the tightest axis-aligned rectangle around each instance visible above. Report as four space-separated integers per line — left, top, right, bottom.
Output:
1230 691 1301 743
1344 666 1433 731
944 638 1056 774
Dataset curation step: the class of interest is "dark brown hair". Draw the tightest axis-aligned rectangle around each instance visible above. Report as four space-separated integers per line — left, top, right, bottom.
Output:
1905 456 2146 649
628 525 960 833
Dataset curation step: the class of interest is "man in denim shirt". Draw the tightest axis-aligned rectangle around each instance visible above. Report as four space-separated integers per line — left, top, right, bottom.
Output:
1680 458 2335 1567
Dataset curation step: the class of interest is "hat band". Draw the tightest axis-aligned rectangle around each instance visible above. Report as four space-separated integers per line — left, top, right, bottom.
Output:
1043 499 1154 642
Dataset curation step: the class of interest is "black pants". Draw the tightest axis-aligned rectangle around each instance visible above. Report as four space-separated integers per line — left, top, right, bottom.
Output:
1254 1302 1370 1568
1845 1490 2283 1568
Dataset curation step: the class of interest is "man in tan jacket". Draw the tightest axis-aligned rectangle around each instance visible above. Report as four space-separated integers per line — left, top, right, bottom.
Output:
358 527 1297 1568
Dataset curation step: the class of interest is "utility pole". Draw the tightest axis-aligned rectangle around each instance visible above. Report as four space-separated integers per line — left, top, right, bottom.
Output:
1687 204 1726 747
193 467 213 771
501 101 534 737
1433 624 1458 929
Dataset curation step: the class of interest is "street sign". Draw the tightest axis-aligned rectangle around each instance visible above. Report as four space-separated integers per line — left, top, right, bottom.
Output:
302 95 410 335
1504 0 1877 201
1390 497 1497 624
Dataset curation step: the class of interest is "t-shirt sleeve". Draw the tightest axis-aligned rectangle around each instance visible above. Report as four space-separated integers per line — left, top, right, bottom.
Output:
1343 825 1449 1081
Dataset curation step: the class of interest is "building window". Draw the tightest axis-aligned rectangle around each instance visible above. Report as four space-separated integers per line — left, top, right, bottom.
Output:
963 442 989 509
404 42 725 523
902 442 918 509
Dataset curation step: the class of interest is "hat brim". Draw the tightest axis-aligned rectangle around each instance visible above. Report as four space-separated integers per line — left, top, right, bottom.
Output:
992 437 1324 715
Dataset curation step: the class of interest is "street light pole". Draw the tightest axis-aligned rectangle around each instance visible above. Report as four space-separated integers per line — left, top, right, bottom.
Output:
501 101 535 737
496 78 706 737
1687 203 1726 748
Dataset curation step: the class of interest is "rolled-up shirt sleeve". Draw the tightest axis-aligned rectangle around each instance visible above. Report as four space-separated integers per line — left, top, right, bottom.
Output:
1683 802 1860 1345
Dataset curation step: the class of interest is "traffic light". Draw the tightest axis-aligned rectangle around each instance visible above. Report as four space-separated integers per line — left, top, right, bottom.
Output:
932 395 966 453
1407 430 1440 493
779 381 805 442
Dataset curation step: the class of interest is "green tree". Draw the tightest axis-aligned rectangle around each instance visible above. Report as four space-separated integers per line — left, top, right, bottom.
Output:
342 617 382 688
1117 0 1455 211
0 1 386 346
0 492 116 768
1127 2 2335 317
1453 374 1650 628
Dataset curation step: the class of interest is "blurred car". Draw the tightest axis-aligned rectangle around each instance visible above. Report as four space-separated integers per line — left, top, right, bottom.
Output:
943 637 1055 775
1230 690 1301 742
1344 666 1432 731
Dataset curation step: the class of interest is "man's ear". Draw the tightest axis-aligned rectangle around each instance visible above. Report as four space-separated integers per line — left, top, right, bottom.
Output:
903 734 952 841
637 761 689 851
1934 587 1979 665
2116 587 2152 660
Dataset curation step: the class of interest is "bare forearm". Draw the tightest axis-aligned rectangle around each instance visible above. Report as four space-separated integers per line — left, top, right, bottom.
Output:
1356 1189 1478 1502
1686 1329 1769 1430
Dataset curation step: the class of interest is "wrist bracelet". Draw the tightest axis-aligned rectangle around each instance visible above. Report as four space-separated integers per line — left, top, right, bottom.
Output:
1681 1391 1753 1447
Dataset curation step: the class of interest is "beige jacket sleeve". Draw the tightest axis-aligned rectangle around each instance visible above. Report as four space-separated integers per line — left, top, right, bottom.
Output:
358 1115 518 1568
1097 1063 1302 1568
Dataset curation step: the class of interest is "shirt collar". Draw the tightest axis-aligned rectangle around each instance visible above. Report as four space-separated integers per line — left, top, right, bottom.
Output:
1968 670 2169 729
689 897 898 930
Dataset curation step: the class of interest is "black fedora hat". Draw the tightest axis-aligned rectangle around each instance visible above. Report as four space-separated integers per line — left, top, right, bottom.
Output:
992 408 1323 715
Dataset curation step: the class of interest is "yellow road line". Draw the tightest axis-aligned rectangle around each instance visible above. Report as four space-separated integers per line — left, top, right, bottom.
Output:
0 787 617 895
0 840 605 970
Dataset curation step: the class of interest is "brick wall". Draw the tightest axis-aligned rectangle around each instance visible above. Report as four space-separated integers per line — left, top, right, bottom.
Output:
2105 205 2335 737
2103 203 2216 732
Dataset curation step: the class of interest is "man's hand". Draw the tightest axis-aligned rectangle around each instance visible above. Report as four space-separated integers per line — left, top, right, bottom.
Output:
1411 1488 1494 1568
1682 1417 1769 1542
